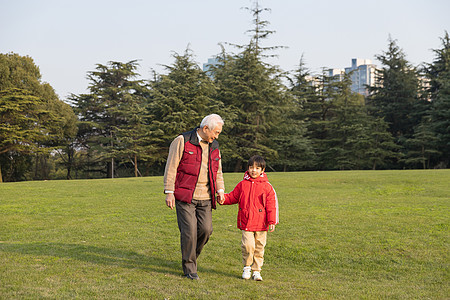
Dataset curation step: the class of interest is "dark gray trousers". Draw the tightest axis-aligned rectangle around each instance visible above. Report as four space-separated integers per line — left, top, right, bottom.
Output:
175 199 213 275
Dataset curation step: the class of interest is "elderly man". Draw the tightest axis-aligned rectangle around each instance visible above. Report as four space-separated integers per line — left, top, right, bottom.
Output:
164 114 225 280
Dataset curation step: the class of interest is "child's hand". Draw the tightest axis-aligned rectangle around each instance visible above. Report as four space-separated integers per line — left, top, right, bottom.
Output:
269 224 275 232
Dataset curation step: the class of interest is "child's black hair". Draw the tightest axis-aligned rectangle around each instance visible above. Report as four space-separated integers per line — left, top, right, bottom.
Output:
247 155 266 170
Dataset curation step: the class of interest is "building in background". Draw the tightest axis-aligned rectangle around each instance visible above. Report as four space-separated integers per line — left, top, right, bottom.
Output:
202 56 377 96
203 57 220 77
329 58 377 96
328 68 345 81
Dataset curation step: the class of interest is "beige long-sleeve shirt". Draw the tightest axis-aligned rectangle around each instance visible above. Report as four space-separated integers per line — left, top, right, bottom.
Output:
164 134 225 200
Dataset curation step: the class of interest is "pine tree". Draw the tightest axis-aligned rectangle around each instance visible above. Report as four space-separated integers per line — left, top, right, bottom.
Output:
364 117 399 170
367 37 420 165
303 69 398 170
71 60 147 178
213 0 291 171
402 118 440 169
148 48 221 173
302 69 341 170
280 56 316 171
426 31 450 167
0 89 49 181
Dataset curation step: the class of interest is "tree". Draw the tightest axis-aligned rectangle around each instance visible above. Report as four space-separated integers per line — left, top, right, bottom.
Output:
0 53 42 93
71 60 147 178
302 69 342 170
0 53 77 182
112 98 157 177
426 31 450 167
311 72 373 170
0 89 49 181
213 0 291 172
148 48 221 173
367 37 420 166
302 70 398 170
33 83 78 180
364 117 399 170
402 118 440 169
279 56 317 171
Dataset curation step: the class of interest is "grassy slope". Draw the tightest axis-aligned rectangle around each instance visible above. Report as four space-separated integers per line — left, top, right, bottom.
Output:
0 170 448 299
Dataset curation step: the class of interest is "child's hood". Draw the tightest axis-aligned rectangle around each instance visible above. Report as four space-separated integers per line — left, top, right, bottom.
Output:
243 171 268 182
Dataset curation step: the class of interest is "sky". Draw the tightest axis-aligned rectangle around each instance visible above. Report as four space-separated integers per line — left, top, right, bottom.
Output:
1 0 449 100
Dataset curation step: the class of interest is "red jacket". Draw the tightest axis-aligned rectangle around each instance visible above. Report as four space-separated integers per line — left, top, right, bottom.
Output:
222 171 279 231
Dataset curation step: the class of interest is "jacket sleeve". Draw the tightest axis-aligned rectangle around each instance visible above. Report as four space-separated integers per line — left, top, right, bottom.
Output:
222 181 242 205
265 183 279 225
163 135 184 192
215 150 225 192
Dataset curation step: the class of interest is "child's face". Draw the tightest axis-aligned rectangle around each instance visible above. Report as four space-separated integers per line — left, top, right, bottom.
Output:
248 163 264 179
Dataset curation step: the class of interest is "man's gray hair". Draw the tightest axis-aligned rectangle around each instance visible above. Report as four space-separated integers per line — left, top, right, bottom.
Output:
200 114 224 130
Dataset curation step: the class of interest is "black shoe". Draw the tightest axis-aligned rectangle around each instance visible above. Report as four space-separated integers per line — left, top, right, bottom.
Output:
185 273 199 280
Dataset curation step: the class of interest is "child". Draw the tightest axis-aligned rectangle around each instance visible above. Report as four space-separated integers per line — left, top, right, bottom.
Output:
219 155 279 281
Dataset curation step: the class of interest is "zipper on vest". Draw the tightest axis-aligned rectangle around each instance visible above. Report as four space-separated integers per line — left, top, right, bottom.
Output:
209 145 216 206
191 145 202 202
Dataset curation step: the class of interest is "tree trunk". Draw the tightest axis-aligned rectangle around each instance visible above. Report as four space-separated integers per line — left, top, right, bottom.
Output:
134 154 138 177
0 163 3 182
111 158 114 178
422 146 426 169
43 155 49 180
110 133 114 178
34 155 40 179
66 145 73 180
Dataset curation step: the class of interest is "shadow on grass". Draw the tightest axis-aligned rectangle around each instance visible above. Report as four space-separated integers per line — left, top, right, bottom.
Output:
0 242 236 278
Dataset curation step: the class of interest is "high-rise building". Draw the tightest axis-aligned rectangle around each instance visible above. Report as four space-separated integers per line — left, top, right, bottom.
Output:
346 58 377 96
202 57 220 77
328 68 345 81
328 58 377 96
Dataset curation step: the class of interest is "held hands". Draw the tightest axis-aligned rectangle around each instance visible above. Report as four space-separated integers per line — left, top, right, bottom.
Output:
216 191 225 205
165 193 175 210
167 192 225 209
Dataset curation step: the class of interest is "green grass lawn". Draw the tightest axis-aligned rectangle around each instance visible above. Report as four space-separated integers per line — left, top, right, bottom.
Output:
0 170 449 299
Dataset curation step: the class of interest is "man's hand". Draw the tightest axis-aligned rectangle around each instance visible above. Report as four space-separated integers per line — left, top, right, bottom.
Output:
269 224 276 232
165 193 175 210
216 191 225 205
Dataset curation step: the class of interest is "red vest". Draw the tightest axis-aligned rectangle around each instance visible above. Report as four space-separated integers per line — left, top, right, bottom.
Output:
173 128 221 209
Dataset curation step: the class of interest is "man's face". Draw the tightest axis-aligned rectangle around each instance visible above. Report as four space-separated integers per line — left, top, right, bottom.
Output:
201 123 222 143
248 163 264 179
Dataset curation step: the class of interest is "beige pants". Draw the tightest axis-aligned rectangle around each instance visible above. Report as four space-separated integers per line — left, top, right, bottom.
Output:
241 230 267 272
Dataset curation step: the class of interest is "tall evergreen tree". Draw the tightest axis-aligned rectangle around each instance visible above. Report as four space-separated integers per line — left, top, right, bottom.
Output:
71 60 147 178
148 49 221 172
402 117 441 169
302 69 398 170
302 69 341 170
0 89 50 181
367 37 420 166
281 56 317 170
426 31 450 167
364 117 399 170
213 0 293 172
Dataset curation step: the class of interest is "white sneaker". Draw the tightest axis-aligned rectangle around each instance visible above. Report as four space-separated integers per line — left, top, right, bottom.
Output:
252 271 263 281
242 266 251 279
